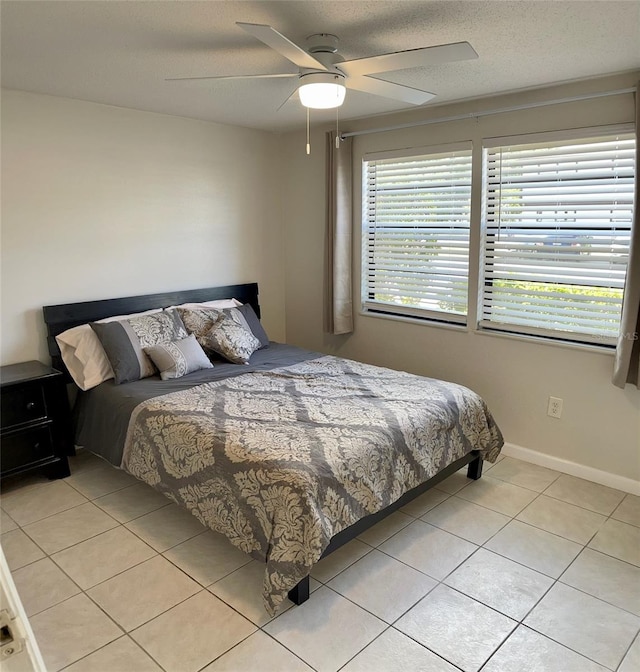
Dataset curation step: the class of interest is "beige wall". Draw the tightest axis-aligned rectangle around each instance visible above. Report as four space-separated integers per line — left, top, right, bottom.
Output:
1 90 285 365
282 73 640 483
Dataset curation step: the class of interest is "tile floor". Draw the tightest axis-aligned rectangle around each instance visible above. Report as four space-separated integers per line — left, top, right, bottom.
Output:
1 450 639 672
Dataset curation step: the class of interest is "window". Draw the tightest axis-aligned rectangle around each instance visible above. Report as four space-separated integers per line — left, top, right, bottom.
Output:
362 144 472 323
481 129 635 345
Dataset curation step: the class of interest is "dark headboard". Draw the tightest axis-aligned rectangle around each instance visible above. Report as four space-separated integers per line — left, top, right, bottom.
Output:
43 283 260 375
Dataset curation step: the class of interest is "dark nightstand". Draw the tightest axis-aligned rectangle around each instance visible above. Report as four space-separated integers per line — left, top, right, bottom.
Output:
1 361 71 480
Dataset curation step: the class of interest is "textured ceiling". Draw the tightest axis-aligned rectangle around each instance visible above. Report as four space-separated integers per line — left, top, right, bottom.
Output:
1 1 639 132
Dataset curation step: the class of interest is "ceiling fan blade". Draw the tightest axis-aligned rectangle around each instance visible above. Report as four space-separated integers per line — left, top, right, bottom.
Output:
166 73 298 82
347 75 435 105
236 22 328 71
277 87 300 111
340 42 478 76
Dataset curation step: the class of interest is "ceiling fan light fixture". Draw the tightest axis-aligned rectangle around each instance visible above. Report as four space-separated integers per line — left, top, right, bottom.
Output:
298 73 346 109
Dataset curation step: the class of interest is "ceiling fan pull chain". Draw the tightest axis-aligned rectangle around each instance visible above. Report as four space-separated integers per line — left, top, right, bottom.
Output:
306 107 311 155
336 107 340 149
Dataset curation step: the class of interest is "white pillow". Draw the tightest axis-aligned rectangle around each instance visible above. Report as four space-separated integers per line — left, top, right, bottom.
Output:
56 308 162 391
169 298 242 310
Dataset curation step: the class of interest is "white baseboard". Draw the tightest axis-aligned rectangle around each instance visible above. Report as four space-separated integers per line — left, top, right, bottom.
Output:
501 442 640 496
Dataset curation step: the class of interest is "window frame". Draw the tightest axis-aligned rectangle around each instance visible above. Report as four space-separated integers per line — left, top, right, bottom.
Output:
359 124 636 351
479 124 635 347
361 141 474 326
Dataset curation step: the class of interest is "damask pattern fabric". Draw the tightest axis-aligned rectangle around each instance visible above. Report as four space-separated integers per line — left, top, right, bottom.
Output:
144 335 213 380
179 305 269 351
231 304 270 348
177 307 222 351
121 355 503 614
90 309 188 384
202 313 261 364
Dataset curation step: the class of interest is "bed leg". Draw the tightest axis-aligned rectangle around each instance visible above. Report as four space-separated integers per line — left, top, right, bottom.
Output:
467 453 483 480
288 576 310 605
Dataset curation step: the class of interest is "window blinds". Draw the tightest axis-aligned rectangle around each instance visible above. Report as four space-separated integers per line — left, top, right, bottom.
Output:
481 131 635 345
363 145 472 322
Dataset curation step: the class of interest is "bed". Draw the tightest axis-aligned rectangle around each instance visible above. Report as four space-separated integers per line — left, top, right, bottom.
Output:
43 283 503 615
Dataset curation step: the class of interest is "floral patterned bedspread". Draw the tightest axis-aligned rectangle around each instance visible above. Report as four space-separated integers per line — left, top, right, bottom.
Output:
121 355 503 614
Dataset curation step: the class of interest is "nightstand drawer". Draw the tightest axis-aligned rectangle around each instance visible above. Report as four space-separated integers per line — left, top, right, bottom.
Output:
1 425 55 472
1 384 47 429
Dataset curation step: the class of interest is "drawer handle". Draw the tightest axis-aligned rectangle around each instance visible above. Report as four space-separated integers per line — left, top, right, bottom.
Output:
26 402 36 411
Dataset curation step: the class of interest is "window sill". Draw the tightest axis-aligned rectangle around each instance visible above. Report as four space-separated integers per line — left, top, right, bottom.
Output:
359 309 468 334
474 327 616 356
359 309 617 356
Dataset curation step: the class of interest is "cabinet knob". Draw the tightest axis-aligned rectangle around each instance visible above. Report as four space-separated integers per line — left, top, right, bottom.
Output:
33 442 40 450
26 401 36 411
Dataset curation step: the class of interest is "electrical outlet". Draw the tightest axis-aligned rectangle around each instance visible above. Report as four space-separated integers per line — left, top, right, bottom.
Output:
547 396 563 419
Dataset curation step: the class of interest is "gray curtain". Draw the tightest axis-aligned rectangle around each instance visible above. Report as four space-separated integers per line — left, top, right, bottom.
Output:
326 130 354 334
612 82 640 388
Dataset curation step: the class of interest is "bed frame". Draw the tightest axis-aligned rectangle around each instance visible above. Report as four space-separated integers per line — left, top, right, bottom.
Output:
42 282 483 607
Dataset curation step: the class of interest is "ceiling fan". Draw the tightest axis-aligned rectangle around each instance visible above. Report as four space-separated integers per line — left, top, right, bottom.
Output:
168 22 479 110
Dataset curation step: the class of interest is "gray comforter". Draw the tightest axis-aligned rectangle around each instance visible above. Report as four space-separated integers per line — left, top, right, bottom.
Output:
120 354 503 614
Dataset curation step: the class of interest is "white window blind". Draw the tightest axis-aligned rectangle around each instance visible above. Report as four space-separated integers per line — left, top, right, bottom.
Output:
481 130 635 345
363 145 472 323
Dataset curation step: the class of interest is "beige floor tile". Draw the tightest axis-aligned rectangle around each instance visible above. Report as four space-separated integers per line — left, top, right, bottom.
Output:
22 502 118 554
264 586 386 672
1 529 45 570
65 636 162 672
484 520 582 578
357 511 413 547
328 549 437 623
341 628 458 672
66 463 139 499
209 560 293 627
310 539 371 583
422 496 510 544
87 555 200 631
524 583 640 670
163 530 252 586
30 594 122 671
125 503 206 552
52 526 156 589
619 633 640 672
400 488 450 518
588 518 640 566
202 631 313 672
434 469 472 494
444 548 553 620
94 483 171 523
0 509 18 533
131 590 255 672
516 495 606 544
456 476 538 517
395 584 516 672
613 493 640 528
486 457 560 492
12 557 80 616
67 449 106 475
380 519 477 580
483 626 609 672
544 474 625 515
0 480 87 525
560 548 640 615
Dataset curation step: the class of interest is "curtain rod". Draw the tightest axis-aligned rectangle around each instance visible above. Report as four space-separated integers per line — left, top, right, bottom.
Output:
340 87 636 140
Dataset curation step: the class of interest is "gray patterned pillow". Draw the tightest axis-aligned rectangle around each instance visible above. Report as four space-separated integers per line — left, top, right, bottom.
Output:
202 313 261 364
144 335 213 380
90 309 188 384
223 305 269 349
177 307 222 350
